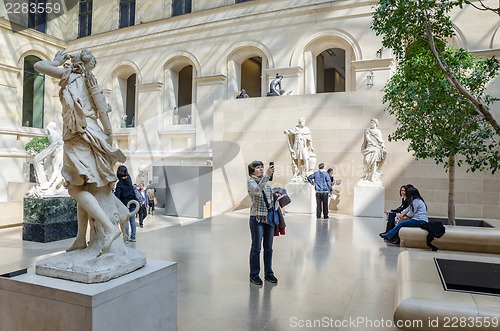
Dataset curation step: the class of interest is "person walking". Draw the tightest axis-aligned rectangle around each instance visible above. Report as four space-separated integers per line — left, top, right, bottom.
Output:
308 163 332 219
247 160 278 286
114 165 137 242
146 180 156 215
136 183 148 228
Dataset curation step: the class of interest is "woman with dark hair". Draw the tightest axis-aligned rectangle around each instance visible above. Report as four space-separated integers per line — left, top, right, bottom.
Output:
247 160 277 285
114 165 137 242
380 187 428 244
380 184 414 235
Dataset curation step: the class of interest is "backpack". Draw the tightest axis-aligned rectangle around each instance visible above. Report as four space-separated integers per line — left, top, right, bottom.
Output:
147 188 155 200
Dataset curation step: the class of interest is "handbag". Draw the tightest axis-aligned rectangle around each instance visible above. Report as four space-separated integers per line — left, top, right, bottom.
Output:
262 190 279 226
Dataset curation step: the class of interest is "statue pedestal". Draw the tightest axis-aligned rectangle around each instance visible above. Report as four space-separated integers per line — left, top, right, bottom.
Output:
353 184 384 218
284 182 315 214
0 259 177 331
22 196 77 243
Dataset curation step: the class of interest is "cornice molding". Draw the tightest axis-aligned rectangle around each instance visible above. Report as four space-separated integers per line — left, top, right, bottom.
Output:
194 74 226 86
352 58 394 71
137 82 164 92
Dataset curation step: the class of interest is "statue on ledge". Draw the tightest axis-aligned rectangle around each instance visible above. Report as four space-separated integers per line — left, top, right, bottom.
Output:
267 73 285 96
284 118 316 182
33 50 145 283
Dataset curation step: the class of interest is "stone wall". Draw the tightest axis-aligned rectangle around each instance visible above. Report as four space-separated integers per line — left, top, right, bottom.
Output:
212 91 500 219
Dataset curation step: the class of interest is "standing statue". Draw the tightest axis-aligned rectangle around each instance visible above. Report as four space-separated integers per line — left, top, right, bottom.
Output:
27 122 67 198
34 50 144 283
136 160 148 185
284 118 316 182
267 73 284 96
360 118 387 183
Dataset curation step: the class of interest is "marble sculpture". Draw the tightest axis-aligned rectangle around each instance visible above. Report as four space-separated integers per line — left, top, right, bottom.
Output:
33 50 146 283
284 118 317 182
27 122 68 198
360 118 387 183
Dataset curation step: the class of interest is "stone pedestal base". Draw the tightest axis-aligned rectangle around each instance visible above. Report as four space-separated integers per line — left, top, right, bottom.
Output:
23 196 77 242
353 185 384 218
285 182 315 214
0 259 177 331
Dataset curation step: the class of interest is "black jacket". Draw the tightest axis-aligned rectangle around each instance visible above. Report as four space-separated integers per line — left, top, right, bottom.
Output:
391 198 408 213
115 176 135 205
420 221 446 249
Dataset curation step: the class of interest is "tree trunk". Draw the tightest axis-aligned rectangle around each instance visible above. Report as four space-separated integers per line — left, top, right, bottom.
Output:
448 155 456 225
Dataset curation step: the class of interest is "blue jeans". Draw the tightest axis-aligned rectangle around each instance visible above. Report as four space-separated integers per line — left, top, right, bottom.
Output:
125 206 137 240
249 216 275 278
385 218 425 241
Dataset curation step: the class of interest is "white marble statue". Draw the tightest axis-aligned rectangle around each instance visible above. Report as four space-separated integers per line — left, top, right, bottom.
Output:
284 118 316 182
136 160 148 185
360 118 387 183
27 122 68 198
33 50 145 283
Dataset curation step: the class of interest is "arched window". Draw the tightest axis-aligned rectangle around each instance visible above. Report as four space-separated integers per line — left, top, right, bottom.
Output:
241 57 261 97
301 35 356 94
177 65 193 125
316 48 345 93
123 74 137 127
224 46 270 99
22 55 44 128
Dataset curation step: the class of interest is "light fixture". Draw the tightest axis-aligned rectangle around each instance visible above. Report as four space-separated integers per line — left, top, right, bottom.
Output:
326 49 336 57
367 71 374 87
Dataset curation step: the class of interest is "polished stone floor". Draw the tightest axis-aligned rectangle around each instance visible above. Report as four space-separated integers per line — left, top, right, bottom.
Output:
1 209 412 330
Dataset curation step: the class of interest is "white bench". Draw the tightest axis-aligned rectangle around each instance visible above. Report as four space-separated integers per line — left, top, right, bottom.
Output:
399 226 500 254
394 250 500 330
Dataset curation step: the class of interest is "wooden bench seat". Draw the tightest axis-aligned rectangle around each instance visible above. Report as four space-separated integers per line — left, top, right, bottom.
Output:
400 226 500 254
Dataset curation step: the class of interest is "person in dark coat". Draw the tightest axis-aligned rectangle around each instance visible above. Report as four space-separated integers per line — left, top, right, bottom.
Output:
114 165 137 242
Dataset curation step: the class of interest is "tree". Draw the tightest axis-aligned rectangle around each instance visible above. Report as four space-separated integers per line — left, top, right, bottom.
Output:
25 137 49 156
372 0 500 224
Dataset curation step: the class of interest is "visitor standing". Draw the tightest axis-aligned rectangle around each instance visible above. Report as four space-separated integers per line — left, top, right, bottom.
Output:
136 183 148 228
114 165 137 242
247 160 278 285
308 163 332 219
147 183 156 215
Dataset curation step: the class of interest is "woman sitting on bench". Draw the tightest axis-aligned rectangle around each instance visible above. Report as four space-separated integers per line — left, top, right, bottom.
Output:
380 187 428 244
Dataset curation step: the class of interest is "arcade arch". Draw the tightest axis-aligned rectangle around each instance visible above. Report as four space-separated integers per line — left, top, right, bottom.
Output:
221 42 272 98
111 65 139 128
295 32 360 94
163 56 197 126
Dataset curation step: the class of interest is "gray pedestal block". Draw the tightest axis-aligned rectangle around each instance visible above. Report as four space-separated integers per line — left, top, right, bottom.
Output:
23 196 77 242
0 259 177 331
